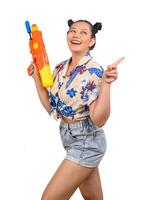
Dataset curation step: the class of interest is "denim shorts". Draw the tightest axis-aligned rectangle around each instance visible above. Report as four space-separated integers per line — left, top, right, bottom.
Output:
59 117 107 168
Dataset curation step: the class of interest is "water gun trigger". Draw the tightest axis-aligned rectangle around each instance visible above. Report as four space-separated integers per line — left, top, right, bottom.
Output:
27 65 34 76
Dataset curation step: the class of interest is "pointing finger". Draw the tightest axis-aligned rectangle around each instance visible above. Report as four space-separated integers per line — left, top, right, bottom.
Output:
111 57 125 66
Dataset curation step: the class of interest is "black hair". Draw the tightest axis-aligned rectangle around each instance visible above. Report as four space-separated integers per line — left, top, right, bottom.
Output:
67 19 102 50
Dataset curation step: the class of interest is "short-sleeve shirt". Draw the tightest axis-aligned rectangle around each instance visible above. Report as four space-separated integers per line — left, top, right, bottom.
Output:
48 51 104 121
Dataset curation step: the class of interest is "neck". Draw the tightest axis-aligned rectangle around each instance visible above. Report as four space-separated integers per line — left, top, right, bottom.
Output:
70 51 88 67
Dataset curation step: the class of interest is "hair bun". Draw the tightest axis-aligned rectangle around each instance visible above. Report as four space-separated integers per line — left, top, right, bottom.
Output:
67 19 74 27
93 22 102 34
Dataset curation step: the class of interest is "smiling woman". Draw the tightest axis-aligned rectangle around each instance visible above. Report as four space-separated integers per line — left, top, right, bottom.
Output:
67 19 102 54
28 18 124 200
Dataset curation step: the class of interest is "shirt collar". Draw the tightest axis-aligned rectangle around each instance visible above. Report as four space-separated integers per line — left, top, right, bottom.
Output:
62 51 92 77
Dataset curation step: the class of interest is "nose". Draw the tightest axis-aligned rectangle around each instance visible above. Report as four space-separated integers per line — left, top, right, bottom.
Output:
73 31 80 38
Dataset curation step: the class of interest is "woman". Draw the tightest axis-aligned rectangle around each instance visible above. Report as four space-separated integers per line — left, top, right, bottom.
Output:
28 19 124 200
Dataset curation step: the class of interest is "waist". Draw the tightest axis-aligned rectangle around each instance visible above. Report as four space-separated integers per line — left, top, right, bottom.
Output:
60 116 94 129
60 115 88 124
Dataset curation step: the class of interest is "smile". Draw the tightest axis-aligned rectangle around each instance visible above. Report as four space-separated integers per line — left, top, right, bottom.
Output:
71 40 81 45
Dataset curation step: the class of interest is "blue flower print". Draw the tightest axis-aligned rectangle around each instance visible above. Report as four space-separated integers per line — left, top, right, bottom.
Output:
87 67 103 78
86 80 96 91
80 80 97 103
49 92 57 108
49 92 75 118
57 100 75 117
60 106 75 117
82 94 89 102
66 88 77 98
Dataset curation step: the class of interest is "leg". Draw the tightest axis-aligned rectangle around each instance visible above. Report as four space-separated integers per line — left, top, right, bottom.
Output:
79 167 103 200
41 159 95 200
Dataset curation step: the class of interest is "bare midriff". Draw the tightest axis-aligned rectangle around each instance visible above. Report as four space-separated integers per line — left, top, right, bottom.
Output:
60 115 80 124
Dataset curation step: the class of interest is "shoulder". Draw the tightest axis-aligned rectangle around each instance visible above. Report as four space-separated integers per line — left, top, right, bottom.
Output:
52 59 68 79
84 58 104 79
54 59 68 72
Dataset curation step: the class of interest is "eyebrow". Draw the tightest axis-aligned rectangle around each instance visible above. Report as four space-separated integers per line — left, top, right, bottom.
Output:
81 29 88 31
70 28 89 31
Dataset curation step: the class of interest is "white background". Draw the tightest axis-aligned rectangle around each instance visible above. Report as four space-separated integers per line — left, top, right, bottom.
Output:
0 0 144 199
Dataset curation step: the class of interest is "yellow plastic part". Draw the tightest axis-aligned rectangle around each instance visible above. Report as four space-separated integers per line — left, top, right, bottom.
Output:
33 42 39 49
31 24 38 31
39 64 53 88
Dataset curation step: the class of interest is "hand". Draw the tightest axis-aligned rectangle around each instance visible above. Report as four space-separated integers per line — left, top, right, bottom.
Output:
28 62 40 80
102 57 125 84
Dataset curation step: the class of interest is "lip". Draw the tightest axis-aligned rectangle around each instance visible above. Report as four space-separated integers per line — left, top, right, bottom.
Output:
71 40 81 45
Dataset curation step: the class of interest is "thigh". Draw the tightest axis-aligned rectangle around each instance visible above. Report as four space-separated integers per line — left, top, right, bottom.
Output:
79 167 103 200
41 159 95 200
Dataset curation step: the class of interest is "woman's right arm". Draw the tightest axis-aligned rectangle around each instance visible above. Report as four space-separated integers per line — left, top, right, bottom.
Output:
29 63 52 112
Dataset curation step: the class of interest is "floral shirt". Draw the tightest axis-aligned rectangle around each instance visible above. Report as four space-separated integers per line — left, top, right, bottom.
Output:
48 52 104 121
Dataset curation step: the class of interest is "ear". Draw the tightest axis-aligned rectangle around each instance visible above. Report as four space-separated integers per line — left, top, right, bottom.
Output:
89 38 96 48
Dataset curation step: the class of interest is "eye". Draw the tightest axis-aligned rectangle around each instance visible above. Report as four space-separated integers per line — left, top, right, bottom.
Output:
81 31 87 35
69 29 76 33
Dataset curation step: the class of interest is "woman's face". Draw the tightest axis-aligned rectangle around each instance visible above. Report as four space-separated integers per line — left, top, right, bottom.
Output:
67 22 95 54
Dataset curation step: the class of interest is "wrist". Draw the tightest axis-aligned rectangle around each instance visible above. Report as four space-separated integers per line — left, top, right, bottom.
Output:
101 79 111 87
33 73 41 82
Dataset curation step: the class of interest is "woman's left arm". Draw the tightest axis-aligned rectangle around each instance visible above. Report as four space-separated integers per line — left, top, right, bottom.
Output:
89 57 125 127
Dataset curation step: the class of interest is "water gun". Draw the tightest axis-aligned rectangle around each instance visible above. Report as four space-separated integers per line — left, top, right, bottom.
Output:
25 21 53 88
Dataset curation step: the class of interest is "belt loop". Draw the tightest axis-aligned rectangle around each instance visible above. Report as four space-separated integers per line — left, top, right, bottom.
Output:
68 124 70 130
82 117 88 129
86 117 90 128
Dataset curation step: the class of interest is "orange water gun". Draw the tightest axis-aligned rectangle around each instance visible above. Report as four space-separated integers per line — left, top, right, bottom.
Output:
25 21 53 88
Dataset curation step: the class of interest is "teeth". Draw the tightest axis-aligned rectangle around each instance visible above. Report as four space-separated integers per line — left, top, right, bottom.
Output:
71 40 81 44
